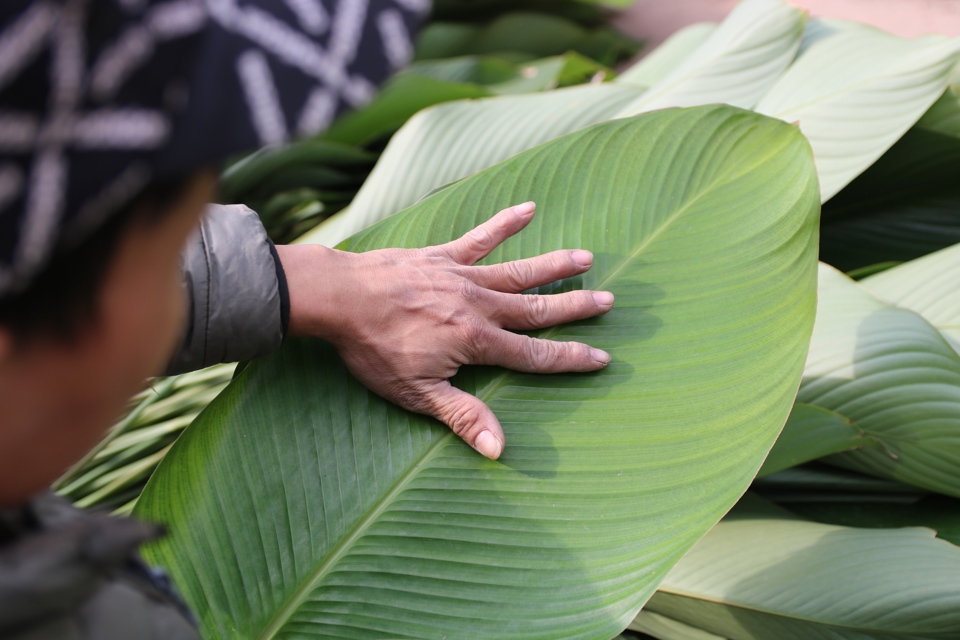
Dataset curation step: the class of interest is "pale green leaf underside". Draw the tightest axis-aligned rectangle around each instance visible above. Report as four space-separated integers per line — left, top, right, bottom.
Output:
302 82 643 247
645 495 960 639
136 106 819 639
756 26 960 202
615 23 718 88
758 404 870 477
799 264 960 496
630 611 727 640
861 242 960 354
615 0 805 116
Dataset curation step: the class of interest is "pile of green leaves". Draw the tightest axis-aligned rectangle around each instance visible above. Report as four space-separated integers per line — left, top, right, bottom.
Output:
71 0 960 637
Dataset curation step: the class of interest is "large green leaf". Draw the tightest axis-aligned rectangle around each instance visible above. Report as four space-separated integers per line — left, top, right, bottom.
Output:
861 242 960 353
615 23 718 88
616 0 804 116
798 263 960 496
136 106 819 639
301 83 644 247
755 27 960 202
642 494 960 639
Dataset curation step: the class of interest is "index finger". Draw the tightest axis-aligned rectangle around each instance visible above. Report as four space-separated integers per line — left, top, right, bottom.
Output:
438 202 536 265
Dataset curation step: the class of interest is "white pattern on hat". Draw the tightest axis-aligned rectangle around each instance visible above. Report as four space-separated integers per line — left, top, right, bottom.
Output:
283 0 328 35
0 2 56 92
377 9 412 69
237 49 288 145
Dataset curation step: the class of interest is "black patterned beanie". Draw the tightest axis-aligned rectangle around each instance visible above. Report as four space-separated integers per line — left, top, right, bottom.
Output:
0 0 427 298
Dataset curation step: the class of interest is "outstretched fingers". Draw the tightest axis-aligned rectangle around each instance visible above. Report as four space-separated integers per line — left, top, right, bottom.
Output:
422 381 506 460
439 202 536 266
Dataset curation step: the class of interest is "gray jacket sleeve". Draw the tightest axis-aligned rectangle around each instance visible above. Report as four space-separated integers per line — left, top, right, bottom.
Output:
165 204 288 375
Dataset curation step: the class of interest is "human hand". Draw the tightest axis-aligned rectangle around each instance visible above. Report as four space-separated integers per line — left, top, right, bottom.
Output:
276 202 613 460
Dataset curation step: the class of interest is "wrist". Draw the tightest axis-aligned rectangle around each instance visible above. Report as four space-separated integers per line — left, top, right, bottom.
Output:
274 243 357 341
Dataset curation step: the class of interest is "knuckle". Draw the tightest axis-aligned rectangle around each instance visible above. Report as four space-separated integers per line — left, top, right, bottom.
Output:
454 313 486 348
447 400 483 438
525 337 558 371
455 279 482 306
466 225 496 252
502 260 533 291
524 294 551 325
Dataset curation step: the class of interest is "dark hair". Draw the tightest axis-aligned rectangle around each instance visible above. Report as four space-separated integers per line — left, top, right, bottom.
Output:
0 176 193 344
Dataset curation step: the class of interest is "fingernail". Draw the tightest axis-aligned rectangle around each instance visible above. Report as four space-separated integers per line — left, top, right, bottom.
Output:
592 291 614 307
475 430 503 459
591 348 611 365
513 202 536 218
572 250 593 267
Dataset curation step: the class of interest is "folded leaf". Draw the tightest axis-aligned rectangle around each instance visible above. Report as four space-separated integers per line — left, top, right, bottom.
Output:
644 494 960 639
799 263 960 496
756 27 960 201
136 106 819 639
617 0 805 115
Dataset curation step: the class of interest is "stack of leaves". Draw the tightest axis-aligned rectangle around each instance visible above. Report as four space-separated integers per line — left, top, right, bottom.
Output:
56 0 642 513
53 364 235 515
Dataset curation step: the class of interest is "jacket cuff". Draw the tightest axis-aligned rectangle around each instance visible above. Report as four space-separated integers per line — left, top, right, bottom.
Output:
165 204 284 375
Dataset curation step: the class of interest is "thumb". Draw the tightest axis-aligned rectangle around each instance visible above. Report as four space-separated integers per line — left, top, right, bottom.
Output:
423 381 505 460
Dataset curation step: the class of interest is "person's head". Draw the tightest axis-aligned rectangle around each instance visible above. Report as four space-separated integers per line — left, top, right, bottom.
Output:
0 170 216 505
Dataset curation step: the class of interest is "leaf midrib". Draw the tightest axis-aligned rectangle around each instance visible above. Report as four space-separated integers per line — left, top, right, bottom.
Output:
256 128 791 639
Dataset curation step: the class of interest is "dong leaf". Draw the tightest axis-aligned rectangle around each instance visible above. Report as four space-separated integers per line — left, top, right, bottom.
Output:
755 27 960 201
799 264 960 497
302 82 643 247
135 106 819 639
642 494 960 639
616 0 805 116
